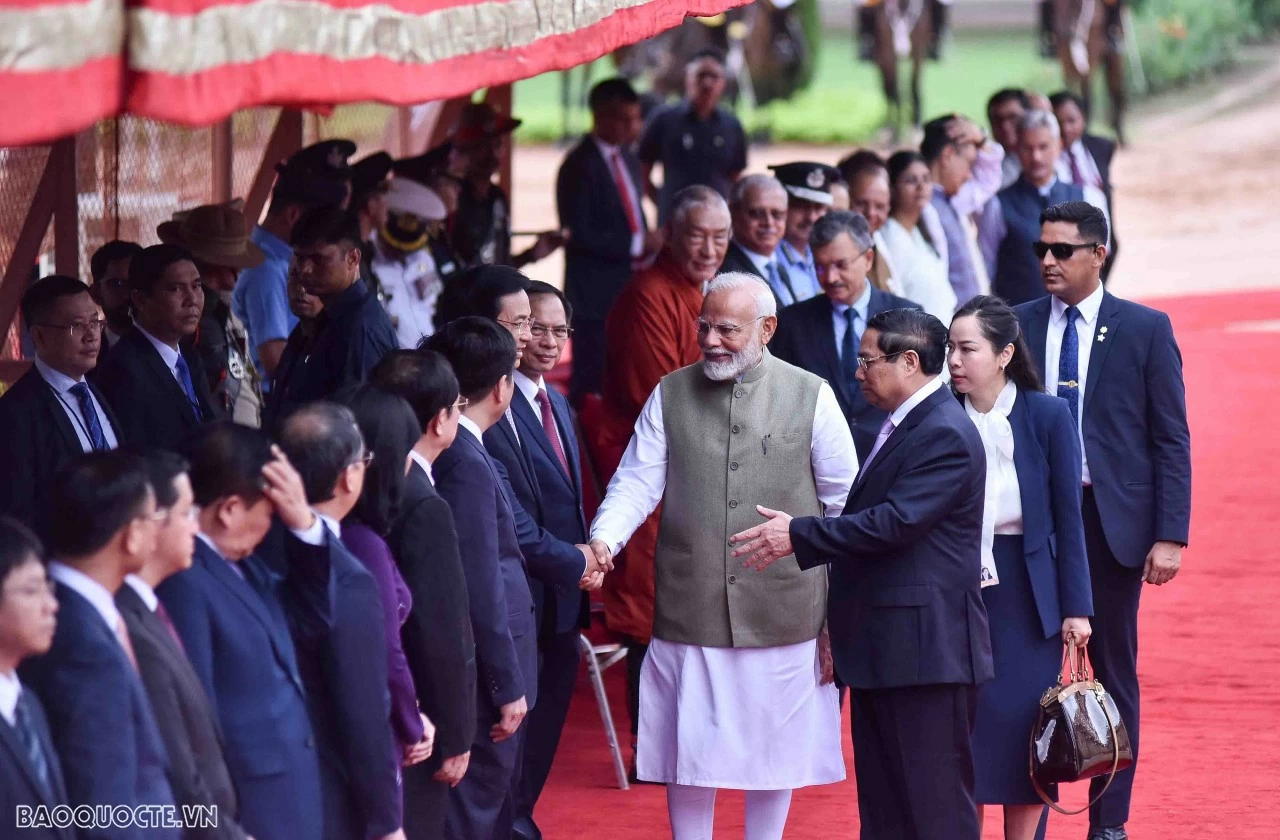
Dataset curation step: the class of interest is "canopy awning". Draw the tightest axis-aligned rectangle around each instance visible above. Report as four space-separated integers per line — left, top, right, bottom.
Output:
0 0 746 147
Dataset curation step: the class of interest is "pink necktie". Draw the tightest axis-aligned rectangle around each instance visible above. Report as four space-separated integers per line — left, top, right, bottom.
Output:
155 601 187 655
860 416 896 476
114 615 139 672
535 390 572 477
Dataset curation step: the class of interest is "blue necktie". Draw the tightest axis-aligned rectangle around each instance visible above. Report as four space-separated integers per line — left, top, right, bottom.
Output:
765 260 788 305
68 381 109 451
13 691 53 801
841 308 860 396
1057 306 1080 426
174 354 204 421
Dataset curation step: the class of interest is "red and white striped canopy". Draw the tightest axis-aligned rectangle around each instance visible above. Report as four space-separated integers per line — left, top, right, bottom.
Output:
0 0 746 147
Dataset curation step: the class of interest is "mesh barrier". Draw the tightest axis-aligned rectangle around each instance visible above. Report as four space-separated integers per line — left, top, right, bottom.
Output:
0 147 53 361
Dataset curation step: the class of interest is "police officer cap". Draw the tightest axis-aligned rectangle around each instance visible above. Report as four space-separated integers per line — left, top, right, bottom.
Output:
394 143 454 185
350 152 394 199
282 139 358 179
769 162 841 206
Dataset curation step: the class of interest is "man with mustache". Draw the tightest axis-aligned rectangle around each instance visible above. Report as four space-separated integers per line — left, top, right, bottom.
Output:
770 161 841 304
589 272 857 839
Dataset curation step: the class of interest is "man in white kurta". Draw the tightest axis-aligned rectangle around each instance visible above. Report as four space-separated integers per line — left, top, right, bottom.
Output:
590 272 858 839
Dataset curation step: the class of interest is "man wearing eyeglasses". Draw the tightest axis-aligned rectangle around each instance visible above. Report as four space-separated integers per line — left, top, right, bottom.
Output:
0 276 121 532
720 174 816 307
591 273 856 839
1015 201 1190 840
89 239 143 352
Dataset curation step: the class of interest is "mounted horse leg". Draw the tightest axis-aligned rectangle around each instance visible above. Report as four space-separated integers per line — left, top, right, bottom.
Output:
1107 50 1127 145
911 56 924 131
559 71 572 143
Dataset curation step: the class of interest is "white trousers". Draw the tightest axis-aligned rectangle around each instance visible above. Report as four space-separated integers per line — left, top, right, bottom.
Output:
667 784 794 840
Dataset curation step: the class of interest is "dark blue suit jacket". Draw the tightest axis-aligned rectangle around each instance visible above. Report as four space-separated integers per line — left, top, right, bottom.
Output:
993 388 1093 638
770 288 921 461
1016 292 1192 567
992 178 1085 306
485 391 589 638
790 386 994 689
20 582 177 840
556 135 648 322
158 538 325 840
283 528 400 840
434 425 538 712
1 685 73 840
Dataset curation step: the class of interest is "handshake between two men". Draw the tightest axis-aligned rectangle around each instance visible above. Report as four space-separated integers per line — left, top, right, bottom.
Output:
577 539 615 591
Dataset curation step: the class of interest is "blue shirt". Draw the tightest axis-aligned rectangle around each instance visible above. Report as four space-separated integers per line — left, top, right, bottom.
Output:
232 226 295 379
774 240 822 303
832 281 872 359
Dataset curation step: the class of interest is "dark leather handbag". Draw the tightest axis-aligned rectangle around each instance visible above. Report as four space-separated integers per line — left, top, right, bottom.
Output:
1029 640 1134 814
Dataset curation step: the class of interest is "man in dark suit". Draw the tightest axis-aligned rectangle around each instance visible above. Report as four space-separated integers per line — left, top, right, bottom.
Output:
1015 201 1190 840
771 211 920 462
422 318 538 840
1050 91 1121 282
371 349 478 840
19 451 179 840
277 403 404 840
157 422 333 840
720 174 809 307
556 77 661 400
94 244 223 451
0 517 71 840
118 450 250 840
272 207 398 422
89 239 142 351
733 308 992 840
0 276 122 532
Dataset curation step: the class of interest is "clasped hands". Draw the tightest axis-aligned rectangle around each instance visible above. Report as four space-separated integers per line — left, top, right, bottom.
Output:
577 539 614 591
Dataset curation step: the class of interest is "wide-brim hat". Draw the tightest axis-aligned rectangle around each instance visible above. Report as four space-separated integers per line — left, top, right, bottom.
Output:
451 102 521 147
157 201 265 269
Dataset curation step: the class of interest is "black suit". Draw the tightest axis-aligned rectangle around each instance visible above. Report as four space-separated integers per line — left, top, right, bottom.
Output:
790 385 992 840
0 366 122 532
720 241 799 308
116 584 249 840
771 289 921 461
92 327 222 452
391 464 477 840
1081 133 1119 280
1 686 72 840
557 135 648 398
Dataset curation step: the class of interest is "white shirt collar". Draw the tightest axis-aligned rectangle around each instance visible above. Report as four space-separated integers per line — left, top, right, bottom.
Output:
0 670 20 726
965 378 1019 421
409 449 435 485
49 562 121 632
133 321 181 373
457 414 484 442
592 135 622 158
514 369 545 405
1036 176 1059 198
1051 283 1105 326
124 574 159 612
1069 139 1087 157
889 375 945 427
738 242 775 269
33 357 87 393
318 513 342 538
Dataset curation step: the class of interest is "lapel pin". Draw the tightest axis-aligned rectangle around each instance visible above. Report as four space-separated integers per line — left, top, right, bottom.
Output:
1097 335 1106 343
1099 326 1108 334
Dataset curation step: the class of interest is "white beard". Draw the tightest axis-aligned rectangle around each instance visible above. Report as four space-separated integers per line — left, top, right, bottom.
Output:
702 333 765 382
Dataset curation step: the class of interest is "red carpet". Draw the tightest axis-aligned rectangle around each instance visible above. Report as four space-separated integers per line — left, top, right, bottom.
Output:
534 290 1280 838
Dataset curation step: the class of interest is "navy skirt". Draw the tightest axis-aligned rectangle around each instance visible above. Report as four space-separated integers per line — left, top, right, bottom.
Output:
973 534 1062 805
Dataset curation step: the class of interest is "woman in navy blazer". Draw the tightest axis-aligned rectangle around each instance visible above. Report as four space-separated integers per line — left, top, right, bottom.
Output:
949 296 1093 839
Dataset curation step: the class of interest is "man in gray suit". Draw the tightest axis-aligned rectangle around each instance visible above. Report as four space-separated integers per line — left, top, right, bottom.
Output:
117 450 250 840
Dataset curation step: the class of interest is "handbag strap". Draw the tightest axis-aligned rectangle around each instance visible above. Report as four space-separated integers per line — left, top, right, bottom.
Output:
1028 676 1123 816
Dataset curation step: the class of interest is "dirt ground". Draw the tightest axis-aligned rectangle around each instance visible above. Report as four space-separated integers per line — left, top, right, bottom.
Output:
510 57 1280 302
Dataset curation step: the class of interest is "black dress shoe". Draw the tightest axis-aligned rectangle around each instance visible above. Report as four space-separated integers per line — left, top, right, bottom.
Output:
1087 827 1128 840
512 815 542 840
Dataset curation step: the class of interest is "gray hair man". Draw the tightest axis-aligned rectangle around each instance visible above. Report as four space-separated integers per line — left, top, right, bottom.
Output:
981 109 1110 306
590 271 858 839
720 175 819 307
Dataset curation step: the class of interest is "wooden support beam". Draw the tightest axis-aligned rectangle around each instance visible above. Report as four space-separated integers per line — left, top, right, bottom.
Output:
244 109 304 224
0 150 59 369
53 138 79 278
211 120 234 203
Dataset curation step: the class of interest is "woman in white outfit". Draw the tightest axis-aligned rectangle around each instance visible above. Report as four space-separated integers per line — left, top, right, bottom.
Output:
880 150 957 322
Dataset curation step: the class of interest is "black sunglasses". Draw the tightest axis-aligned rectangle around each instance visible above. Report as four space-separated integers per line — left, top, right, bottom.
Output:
1032 241 1100 260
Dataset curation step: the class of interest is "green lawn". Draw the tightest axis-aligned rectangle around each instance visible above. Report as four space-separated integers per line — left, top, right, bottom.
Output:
514 30 1063 145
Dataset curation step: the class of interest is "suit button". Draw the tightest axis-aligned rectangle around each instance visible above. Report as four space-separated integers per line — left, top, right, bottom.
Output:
729 499 738 508
728 575 737 584
730 462 738 471
731 424 741 434
734 389 744 398
305 737 315 749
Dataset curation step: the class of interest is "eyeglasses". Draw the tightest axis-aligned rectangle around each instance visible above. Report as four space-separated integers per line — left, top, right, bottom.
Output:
496 317 533 334
856 350 906 370
816 247 874 275
1032 241 1100 260
452 397 470 411
152 504 201 524
529 322 574 341
35 319 107 339
744 208 787 224
694 316 764 338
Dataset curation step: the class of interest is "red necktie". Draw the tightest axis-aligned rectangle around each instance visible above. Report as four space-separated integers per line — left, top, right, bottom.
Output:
155 601 187 655
535 390 571 478
1068 150 1086 186
610 151 641 235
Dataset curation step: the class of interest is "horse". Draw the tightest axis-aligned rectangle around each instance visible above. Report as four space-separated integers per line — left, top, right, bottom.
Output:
867 0 934 142
1052 0 1127 144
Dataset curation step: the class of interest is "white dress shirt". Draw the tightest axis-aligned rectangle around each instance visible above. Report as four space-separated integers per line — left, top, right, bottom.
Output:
0 670 21 726
871 229 906 297
124 574 160 612
34 357 119 452
1044 283 1104 485
135 321 183 379
832 282 872 360
318 513 342 539
965 380 1023 587
514 370 566 453
590 377 858 555
737 243 796 306
1056 139 1104 191
880 216 957 323
888 374 945 428
49 562 124 639
593 136 646 259
457 414 484 443
409 449 435 485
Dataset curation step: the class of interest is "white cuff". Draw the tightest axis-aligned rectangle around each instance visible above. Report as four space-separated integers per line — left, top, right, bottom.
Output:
290 515 325 546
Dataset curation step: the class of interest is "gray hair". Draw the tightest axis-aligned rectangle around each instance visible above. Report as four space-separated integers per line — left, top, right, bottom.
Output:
1019 109 1061 138
728 174 786 211
670 185 729 230
704 271 777 318
810 210 874 252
